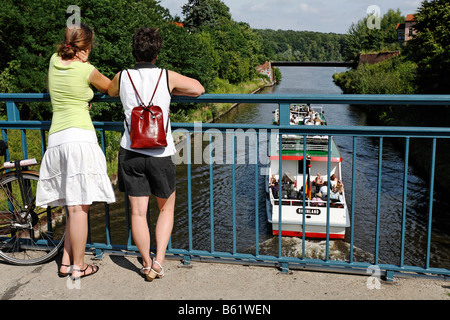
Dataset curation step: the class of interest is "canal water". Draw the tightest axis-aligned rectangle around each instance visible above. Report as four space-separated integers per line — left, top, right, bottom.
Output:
91 66 450 270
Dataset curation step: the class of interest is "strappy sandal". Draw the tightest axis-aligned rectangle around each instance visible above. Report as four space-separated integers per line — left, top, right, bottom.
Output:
146 260 165 282
140 266 152 279
70 264 99 280
58 264 72 278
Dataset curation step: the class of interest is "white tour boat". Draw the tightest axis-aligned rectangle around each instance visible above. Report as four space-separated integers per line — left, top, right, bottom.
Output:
267 104 350 239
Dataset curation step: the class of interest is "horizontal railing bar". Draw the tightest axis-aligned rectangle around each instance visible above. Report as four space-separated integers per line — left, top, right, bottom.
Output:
74 241 450 277
2 120 450 139
172 93 450 105
172 123 450 137
1 93 450 105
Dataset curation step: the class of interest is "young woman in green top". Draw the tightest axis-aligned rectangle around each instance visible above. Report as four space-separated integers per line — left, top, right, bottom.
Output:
36 24 115 279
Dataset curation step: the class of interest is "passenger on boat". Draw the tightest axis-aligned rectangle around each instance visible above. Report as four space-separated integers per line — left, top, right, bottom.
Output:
269 175 279 198
335 180 345 202
314 173 324 191
329 174 338 187
317 181 328 198
282 175 294 190
335 180 344 194
314 115 322 125
303 112 311 124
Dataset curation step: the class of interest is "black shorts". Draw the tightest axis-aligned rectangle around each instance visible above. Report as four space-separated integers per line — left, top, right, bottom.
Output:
118 147 176 198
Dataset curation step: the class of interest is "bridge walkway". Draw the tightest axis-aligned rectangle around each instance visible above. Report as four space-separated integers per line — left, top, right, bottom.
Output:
0 251 448 301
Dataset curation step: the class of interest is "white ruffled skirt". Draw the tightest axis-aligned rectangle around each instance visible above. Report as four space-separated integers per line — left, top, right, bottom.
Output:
36 128 116 207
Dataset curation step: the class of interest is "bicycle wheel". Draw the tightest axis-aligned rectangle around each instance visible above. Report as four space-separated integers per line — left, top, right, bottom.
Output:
0 171 66 265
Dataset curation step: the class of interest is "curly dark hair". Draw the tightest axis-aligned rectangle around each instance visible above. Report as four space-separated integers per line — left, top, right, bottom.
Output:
132 27 162 62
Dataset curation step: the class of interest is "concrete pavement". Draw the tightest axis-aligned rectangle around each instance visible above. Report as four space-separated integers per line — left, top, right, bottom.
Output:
1 251 449 303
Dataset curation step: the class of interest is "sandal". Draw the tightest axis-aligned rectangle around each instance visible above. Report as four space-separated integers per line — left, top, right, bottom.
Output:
70 264 99 280
146 260 165 282
140 266 151 278
58 264 72 278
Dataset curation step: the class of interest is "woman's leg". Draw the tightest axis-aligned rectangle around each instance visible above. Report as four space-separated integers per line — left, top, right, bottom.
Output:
129 195 152 271
153 191 176 271
59 216 73 274
66 205 95 277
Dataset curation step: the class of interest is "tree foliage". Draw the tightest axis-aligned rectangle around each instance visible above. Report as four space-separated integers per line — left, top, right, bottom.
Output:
181 0 265 84
343 9 404 60
0 0 171 121
405 0 450 93
182 0 218 31
333 55 417 94
255 29 347 62
0 0 270 121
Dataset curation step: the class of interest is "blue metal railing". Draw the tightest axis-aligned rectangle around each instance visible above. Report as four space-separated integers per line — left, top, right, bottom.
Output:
1 92 450 281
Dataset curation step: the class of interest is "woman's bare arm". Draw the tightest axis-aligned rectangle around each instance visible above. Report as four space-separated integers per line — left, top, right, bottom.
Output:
168 70 205 97
89 68 111 94
107 72 120 97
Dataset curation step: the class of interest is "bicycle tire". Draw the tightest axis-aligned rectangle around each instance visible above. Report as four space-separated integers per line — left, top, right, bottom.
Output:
0 171 66 265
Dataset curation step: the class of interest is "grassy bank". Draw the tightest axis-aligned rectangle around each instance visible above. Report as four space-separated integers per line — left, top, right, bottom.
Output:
332 55 417 95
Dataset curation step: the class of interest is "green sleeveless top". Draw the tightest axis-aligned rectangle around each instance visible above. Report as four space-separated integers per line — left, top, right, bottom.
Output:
47 53 96 135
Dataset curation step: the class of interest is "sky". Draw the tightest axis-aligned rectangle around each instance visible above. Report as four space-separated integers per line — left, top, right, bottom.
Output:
159 0 422 34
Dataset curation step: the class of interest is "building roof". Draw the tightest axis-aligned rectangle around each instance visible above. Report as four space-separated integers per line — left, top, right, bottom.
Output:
166 21 183 27
406 14 416 22
257 61 271 72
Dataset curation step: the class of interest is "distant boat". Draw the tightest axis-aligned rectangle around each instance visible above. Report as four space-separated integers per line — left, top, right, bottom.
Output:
267 104 350 239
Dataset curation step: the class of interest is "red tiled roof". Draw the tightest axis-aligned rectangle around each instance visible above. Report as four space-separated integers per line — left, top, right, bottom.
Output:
406 14 416 22
166 21 183 27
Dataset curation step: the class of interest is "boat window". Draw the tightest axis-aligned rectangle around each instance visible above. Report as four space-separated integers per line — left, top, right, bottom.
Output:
297 160 304 174
297 158 310 174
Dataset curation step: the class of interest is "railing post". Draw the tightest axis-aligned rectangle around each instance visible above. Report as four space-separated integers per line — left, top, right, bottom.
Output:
280 262 289 274
279 103 290 126
385 270 394 282
6 101 20 122
182 255 191 266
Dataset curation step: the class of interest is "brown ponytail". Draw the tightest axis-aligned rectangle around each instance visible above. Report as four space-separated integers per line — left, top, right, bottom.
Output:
57 23 94 60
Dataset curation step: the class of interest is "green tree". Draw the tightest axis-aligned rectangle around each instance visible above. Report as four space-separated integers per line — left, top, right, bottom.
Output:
158 23 217 92
344 9 404 60
182 0 217 31
181 0 266 84
406 0 450 93
255 29 347 62
0 0 172 121
1 0 267 121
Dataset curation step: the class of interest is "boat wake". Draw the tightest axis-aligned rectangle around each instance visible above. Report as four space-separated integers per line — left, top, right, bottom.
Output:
254 236 375 263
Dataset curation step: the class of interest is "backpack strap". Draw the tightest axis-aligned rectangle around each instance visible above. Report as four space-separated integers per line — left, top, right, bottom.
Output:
126 69 163 107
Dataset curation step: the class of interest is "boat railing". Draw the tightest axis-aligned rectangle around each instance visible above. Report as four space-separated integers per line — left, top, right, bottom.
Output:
270 188 345 208
2 92 450 281
281 134 329 152
275 104 326 126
